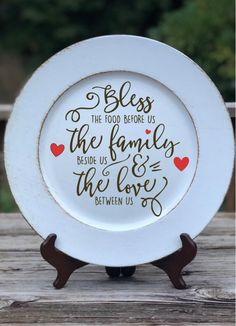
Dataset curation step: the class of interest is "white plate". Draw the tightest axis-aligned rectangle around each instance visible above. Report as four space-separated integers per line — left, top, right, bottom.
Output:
4 35 234 266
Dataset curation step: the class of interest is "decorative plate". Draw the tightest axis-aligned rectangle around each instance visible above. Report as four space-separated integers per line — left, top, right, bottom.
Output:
4 35 234 266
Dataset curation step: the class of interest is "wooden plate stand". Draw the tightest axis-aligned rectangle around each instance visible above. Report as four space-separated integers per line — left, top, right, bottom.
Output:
40 233 197 290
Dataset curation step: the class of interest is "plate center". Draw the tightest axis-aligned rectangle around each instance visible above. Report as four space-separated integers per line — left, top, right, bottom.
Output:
39 71 198 231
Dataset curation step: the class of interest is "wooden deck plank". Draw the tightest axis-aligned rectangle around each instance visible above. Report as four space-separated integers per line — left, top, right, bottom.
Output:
0 213 234 251
0 233 234 251
0 212 235 325
0 250 234 299
0 301 234 324
0 324 234 326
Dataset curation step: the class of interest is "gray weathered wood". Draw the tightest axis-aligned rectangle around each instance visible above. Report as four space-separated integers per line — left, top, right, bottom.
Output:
0 212 235 325
226 102 236 117
0 105 12 120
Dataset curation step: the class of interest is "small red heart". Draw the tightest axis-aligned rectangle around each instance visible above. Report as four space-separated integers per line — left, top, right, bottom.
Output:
50 143 65 157
174 157 189 171
145 129 151 134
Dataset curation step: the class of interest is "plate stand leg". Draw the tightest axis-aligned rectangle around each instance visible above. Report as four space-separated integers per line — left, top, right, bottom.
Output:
40 234 88 289
105 266 136 277
151 233 197 289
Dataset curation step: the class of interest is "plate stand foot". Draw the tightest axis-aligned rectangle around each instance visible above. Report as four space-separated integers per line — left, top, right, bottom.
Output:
40 234 88 289
105 266 136 278
151 233 197 289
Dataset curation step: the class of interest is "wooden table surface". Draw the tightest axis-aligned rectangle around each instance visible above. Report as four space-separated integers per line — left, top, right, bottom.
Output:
0 212 235 325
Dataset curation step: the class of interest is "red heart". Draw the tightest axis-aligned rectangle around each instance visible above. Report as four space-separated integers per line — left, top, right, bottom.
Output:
174 157 189 171
50 143 65 157
145 129 151 134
